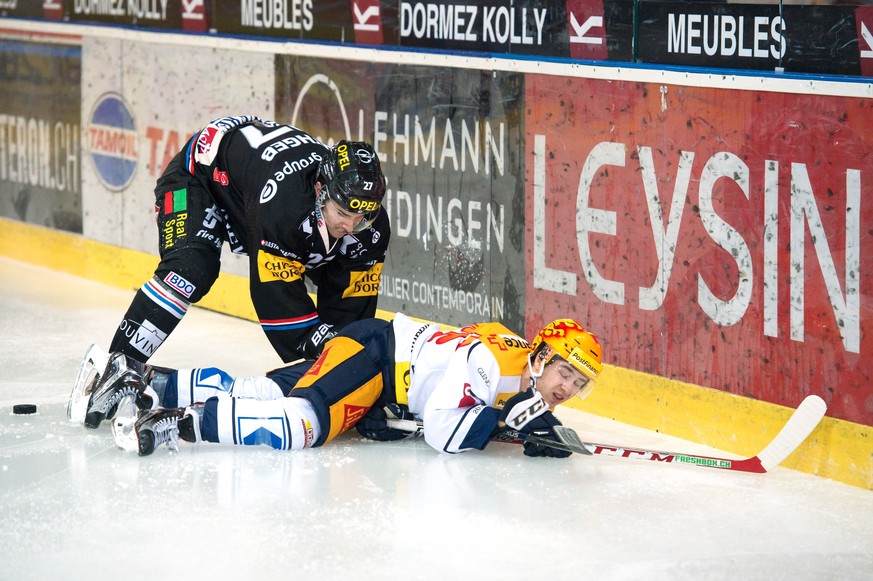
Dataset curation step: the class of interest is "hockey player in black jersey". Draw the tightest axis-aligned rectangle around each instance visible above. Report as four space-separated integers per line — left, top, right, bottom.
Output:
105 115 390 367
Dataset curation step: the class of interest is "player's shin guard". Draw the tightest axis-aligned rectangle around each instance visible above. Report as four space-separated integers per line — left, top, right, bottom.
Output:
200 396 320 450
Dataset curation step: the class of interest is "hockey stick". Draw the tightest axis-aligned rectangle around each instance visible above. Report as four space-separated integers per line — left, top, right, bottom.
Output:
575 394 827 473
493 425 594 455
385 417 592 455
386 395 826 473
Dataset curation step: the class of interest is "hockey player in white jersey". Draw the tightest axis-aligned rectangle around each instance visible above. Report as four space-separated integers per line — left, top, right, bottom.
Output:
78 314 602 458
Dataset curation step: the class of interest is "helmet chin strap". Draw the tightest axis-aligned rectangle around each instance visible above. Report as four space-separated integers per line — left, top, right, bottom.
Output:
313 188 340 251
526 354 543 391
314 182 327 219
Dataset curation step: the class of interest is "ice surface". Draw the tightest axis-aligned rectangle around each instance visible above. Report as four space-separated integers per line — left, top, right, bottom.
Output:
1 257 871 581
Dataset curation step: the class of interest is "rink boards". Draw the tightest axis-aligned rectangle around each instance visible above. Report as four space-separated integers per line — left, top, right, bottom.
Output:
0 17 870 489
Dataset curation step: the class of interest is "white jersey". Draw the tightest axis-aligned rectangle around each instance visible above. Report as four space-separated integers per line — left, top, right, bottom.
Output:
390 313 531 454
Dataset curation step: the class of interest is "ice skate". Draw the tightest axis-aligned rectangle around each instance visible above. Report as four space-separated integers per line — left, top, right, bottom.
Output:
68 344 111 425
134 407 185 457
131 405 203 457
110 394 142 453
84 352 154 430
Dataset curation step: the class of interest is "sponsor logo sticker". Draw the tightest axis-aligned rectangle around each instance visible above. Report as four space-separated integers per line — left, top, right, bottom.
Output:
343 263 383 298
128 318 167 358
341 404 369 432
164 271 196 298
212 167 229 186
87 92 138 191
257 250 305 282
260 179 278 203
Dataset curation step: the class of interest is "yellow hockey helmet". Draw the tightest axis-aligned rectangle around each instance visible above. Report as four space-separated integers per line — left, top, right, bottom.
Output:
531 319 603 383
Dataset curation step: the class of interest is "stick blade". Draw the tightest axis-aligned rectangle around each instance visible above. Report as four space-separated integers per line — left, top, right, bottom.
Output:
553 426 593 455
756 395 827 472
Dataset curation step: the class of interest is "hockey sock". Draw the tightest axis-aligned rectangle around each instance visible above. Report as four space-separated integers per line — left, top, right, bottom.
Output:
145 366 175 408
109 276 191 363
178 404 203 443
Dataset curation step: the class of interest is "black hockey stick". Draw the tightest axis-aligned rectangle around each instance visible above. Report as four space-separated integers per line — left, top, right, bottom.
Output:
386 395 826 473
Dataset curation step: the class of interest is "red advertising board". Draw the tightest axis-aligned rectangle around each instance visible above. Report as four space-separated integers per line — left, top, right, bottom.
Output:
566 0 609 61
525 75 872 425
856 6 873 77
352 0 384 45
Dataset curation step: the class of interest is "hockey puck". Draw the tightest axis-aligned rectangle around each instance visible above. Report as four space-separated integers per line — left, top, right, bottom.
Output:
13 404 37 415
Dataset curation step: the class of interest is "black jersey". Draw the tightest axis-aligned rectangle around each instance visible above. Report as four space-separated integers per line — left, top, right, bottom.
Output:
185 116 391 361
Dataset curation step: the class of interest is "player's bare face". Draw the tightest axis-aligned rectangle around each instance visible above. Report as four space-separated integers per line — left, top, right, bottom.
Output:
537 360 590 406
322 199 365 238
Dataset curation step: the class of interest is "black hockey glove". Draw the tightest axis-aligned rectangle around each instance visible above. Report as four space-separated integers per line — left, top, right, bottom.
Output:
297 323 337 359
499 390 571 458
499 389 549 430
520 412 572 458
356 403 416 441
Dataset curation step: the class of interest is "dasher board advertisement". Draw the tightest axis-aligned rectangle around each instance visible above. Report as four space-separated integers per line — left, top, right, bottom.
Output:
275 56 526 332
525 74 872 426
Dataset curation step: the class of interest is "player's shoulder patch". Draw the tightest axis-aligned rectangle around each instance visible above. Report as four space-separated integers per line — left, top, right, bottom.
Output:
193 115 262 167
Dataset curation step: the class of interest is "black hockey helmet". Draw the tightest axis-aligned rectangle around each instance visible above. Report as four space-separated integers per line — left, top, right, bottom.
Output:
317 141 386 229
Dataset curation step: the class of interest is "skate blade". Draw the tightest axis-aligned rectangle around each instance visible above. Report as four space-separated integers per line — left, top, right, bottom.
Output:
111 395 140 453
67 344 110 425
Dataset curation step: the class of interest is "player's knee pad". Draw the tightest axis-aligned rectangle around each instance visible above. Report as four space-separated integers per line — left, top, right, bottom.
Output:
288 336 384 446
201 395 319 450
155 244 221 304
229 375 285 400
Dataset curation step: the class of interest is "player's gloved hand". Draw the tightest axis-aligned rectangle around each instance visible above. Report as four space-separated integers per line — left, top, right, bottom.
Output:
297 323 337 359
499 388 549 430
520 412 572 458
356 403 415 441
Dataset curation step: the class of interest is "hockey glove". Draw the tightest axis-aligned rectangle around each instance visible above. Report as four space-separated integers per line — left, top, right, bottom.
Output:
520 412 572 458
297 323 338 359
499 389 549 430
356 403 416 441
